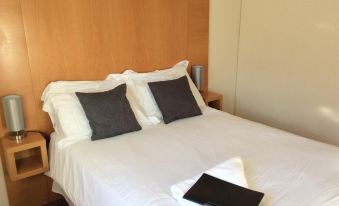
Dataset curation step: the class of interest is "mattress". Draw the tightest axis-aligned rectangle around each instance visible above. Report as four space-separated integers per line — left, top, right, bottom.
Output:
48 108 339 206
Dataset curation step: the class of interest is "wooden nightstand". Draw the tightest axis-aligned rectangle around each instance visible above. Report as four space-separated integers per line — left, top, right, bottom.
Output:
1 132 49 181
202 91 223 110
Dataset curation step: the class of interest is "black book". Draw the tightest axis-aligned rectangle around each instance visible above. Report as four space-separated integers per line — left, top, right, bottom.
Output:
183 173 264 206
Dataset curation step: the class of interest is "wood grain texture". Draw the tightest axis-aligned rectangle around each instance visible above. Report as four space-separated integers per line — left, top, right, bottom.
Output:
5 173 50 206
17 0 209 133
202 91 223 110
0 0 209 205
1 132 49 181
0 0 38 136
1 142 60 206
187 0 209 92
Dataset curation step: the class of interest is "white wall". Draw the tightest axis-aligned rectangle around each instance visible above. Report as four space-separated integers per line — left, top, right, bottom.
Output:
0 158 9 206
235 0 339 146
209 0 242 113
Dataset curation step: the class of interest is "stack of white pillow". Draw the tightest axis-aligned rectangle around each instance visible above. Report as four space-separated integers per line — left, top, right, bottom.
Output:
42 60 206 149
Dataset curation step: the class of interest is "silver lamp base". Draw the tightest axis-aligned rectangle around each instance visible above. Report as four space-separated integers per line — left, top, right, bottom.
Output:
8 130 26 143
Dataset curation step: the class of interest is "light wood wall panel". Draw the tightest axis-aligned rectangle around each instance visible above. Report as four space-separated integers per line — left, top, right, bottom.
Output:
0 2 53 206
187 0 210 91
0 1 209 205
0 0 209 135
0 0 38 136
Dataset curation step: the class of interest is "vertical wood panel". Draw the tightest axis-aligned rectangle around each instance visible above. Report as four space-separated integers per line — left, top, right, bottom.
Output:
5 174 49 206
188 0 209 91
0 2 57 205
0 0 38 136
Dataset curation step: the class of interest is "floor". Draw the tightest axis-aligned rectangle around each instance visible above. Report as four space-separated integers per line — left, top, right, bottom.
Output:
43 199 68 206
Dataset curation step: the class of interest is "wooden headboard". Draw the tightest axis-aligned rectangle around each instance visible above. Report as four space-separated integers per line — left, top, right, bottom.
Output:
0 0 209 136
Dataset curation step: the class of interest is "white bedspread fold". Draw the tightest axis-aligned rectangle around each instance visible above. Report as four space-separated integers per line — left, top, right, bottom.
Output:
170 157 248 206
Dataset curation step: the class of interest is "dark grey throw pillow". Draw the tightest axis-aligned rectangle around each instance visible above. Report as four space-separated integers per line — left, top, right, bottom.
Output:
148 76 202 124
76 84 141 141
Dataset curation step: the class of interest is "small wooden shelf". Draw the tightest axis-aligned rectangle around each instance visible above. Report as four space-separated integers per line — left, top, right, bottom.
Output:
202 91 223 110
1 132 49 181
16 154 43 174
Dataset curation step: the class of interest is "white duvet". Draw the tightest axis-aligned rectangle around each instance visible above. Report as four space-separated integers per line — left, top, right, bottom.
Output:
48 108 339 206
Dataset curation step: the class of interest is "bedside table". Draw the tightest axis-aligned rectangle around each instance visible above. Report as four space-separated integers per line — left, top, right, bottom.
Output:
1 132 49 181
202 91 223 110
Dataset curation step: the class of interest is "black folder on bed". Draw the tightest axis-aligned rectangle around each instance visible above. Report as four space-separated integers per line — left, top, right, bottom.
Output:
183 173 264 206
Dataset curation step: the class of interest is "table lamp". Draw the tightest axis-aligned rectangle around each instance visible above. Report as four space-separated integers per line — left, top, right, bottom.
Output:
191 65 205 91
2 95 26 141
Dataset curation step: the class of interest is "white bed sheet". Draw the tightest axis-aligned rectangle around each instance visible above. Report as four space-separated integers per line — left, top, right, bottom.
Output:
48 108 339 206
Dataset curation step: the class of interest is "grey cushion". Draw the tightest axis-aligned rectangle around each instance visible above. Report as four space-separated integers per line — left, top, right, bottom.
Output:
76 84 141 140
148 76 202 124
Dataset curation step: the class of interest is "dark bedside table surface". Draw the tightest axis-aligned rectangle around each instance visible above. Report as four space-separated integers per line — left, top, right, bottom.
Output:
43 199 68 206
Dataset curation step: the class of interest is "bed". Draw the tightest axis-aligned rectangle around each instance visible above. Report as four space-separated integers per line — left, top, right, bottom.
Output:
47 107 339 206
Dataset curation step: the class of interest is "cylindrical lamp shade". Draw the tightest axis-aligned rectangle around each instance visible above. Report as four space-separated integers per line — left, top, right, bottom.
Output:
2 95 25 135
191 65 205 91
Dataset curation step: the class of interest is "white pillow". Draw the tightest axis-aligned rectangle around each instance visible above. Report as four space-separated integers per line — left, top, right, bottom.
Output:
42 80 106 140
42 79 150 148
106 60 206 123
43 93 92 148
42 81 101 101
41 69 137 101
